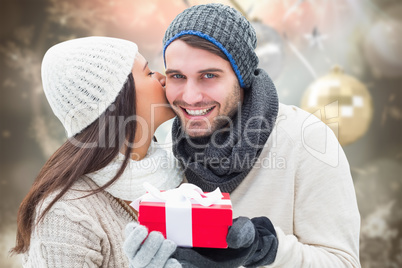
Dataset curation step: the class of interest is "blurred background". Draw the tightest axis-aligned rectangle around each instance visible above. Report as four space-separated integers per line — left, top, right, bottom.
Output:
0 0 401 266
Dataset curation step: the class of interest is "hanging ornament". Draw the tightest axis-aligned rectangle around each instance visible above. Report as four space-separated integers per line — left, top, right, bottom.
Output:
304 27 328 50
251 21 286 80
300 66 373 146
363 4 402 78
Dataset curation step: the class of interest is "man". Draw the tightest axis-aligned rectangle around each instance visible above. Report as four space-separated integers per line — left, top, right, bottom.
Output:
161 3 360 267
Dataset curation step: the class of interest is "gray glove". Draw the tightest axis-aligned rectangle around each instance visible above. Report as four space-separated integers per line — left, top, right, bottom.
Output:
124 222 182 268
226 216 255 249
173 216 278 268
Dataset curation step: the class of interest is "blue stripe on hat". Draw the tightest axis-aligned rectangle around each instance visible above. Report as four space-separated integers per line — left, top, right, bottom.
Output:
163 30 245 88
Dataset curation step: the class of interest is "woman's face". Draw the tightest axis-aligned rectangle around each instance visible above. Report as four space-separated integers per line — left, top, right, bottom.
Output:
132 53 176 132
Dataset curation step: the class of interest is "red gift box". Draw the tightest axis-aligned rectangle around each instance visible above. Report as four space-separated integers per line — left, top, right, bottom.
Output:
131 183 233 248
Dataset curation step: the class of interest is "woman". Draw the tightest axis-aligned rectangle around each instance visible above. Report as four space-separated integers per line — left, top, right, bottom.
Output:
11 36 182 267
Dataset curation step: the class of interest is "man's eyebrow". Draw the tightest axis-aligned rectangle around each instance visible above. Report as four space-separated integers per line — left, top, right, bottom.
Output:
143 61 148 71
165 68 224 75
198 68 224 73
165 69 181 75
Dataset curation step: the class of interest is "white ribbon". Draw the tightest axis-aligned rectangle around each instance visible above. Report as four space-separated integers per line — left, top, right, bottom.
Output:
131 182 228 247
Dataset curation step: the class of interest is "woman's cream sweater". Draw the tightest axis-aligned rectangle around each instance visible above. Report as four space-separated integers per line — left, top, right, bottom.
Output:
23 177 135 267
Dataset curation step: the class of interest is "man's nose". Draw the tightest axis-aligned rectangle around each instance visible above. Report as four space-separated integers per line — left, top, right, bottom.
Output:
182 80 203 105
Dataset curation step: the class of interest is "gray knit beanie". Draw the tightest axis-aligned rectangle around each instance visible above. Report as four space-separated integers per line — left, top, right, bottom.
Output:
163 3 258 89
41 36 138 138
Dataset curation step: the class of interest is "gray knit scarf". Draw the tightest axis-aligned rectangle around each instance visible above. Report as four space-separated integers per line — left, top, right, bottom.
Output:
172 69 279 193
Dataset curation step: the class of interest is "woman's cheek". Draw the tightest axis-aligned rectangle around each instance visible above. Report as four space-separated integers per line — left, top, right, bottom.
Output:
165 86 177 104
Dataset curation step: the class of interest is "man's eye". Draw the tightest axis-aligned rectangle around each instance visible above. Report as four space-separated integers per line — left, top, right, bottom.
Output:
204 73 215 79
172 74 184 79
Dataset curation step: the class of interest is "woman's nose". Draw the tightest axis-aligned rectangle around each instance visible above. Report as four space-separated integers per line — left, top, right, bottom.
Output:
154 72 166 87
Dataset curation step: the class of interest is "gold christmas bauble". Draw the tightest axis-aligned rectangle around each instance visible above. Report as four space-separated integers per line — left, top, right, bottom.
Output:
300 66 373 146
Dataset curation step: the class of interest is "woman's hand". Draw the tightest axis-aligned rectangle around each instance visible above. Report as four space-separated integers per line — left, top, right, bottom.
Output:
124 222 181 268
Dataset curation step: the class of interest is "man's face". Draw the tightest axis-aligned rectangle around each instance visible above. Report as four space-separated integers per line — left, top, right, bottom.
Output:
165 40 243 138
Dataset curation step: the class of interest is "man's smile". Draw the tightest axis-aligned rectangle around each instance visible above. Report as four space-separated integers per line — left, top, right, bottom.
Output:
180 106 216 118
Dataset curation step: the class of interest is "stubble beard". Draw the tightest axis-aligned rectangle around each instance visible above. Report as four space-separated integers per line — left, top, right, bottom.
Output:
178 83 242 139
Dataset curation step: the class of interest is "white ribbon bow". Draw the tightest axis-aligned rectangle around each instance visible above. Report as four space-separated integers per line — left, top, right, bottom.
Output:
131 182 224 210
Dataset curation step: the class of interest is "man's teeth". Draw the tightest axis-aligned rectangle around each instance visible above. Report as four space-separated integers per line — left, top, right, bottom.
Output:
185 107 213 116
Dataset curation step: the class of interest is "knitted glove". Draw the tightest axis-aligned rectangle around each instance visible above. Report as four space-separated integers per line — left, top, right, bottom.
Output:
244 217 278 267
124 222 182 268
172 216 278 268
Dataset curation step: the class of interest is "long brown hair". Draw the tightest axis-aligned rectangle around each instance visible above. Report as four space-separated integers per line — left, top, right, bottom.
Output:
11 73 137 254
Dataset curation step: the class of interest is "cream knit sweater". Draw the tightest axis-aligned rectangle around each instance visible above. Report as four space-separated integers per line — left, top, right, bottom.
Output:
172 103 360 267
22 177 135 267
229 103 361 267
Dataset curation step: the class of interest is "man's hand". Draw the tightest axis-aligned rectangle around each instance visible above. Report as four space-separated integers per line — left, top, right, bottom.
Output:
173 216 278 268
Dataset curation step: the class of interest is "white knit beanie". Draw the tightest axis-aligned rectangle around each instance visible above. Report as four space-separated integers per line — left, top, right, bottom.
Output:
41 36 138 137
